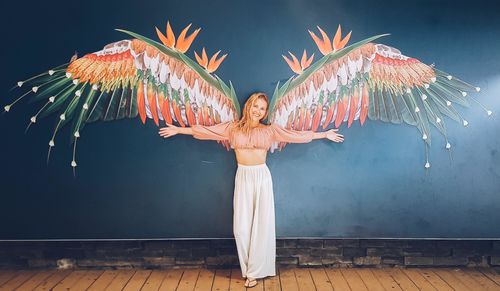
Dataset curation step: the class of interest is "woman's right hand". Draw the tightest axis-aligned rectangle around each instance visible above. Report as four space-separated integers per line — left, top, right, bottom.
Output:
159 123 179 139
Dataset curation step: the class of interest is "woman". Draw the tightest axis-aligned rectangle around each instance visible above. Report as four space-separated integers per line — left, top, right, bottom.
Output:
159 92 344 288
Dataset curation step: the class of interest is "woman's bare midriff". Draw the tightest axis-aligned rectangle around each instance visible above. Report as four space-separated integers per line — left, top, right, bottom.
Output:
235 148 268 165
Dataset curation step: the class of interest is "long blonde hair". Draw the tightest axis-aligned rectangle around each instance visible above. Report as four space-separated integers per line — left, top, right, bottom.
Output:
235 92 269 134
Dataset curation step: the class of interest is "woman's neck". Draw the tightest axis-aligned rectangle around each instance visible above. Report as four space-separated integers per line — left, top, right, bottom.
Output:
249 120 260 128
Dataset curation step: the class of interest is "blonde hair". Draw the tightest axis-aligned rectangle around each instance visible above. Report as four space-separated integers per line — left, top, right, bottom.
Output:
235 92 269 134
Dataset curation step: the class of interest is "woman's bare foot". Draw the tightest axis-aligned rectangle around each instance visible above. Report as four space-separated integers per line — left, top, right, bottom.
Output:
244 278 257 288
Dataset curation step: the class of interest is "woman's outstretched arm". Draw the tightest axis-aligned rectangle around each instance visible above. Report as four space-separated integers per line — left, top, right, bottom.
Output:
159 123 193 138
271 124 344 144
159 122 232 141
312 129 344 143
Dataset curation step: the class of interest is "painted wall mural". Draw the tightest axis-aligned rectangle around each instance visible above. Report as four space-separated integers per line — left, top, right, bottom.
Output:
5 23 488 171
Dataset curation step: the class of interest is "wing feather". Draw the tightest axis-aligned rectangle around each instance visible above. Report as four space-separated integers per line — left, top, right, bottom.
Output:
269 34 480 154
8 29 241 167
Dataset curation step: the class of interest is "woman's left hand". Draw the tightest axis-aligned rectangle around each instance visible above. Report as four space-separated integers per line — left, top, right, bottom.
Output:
325 129 344 143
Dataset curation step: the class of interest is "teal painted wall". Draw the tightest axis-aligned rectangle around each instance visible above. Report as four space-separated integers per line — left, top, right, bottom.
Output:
0 0 499 239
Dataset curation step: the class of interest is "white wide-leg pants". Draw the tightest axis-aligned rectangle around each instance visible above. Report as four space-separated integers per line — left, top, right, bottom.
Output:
233 164 276 279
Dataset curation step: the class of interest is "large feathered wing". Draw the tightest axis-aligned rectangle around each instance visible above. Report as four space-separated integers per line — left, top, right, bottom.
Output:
5 23 240 169
269 26 489 166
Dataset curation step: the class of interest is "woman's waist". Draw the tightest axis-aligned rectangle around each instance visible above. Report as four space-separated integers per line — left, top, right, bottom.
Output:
235 148 267 166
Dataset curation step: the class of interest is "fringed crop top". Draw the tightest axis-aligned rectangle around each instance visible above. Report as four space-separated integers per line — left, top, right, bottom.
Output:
191 122 314 151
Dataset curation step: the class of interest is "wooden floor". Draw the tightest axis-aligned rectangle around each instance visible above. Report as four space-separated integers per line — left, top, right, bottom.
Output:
0 267 499 291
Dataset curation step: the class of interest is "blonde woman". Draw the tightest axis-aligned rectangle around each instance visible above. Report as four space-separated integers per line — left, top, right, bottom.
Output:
159 92 343 288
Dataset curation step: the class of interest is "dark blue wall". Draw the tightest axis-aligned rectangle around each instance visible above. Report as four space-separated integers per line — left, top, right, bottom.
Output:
1 0 499 239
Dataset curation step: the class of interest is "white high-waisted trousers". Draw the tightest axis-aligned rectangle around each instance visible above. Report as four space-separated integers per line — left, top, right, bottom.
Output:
233 164 276 279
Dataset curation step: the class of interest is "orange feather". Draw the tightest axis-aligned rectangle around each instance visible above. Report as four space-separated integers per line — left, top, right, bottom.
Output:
334 99 346 128
348 88 359 128
323 103 336 129
137 82 146 124
360 86 369 125
147 85 159 126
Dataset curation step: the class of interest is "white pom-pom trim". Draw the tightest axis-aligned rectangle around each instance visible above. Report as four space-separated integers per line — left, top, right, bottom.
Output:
83 103 89 110
422 134 428 140
487 110 492 116
60 114 66 121
463 120 468 127
436 117 441 123
74 131 80 138
461 91 467 97
447 75 452 80
430 77 436 83
75 90 81 97
425 162 431 168
424 84 429 89
71 161 77 167
446 101 451 106
49 140 55 147
406 88 411 94
49 96 55 103
73 79 79 85
48 70 55 75
4 105 11 112
446 142 451 149
17 81 23 87
415 107 420 113
421 94 427 101
32 86 39 93
92 84 99 90
66 72 72 78
30 116 37 123
475 87 481 92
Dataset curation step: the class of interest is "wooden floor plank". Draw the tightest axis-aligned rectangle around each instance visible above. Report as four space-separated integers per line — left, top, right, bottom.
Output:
177 269 200 291
294 268 316 291
12 270 54 290
0 271 19 287
142 270 169 291
309 268 334 291
105 269 135 290
324 268 351 291
194 269 215 291
370 269 403 291
340 269 368 291
229 268 245 291
158 269 183 291
477 267 500 287
401 268 437 291
466 269 500 290
263 270 281 291
87 270 120 291
0 270 36 291
416 269 453 291
53 270 90 291
387 268 419 291
212 269 231 291
355 269 384 291
123 269 152 291
431 268 469 291
278 268 299 291
454 268 498 290
70 270 105 291
33 270 72 291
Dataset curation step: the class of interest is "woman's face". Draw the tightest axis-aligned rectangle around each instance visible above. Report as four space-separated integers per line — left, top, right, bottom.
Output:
249 98 268 122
